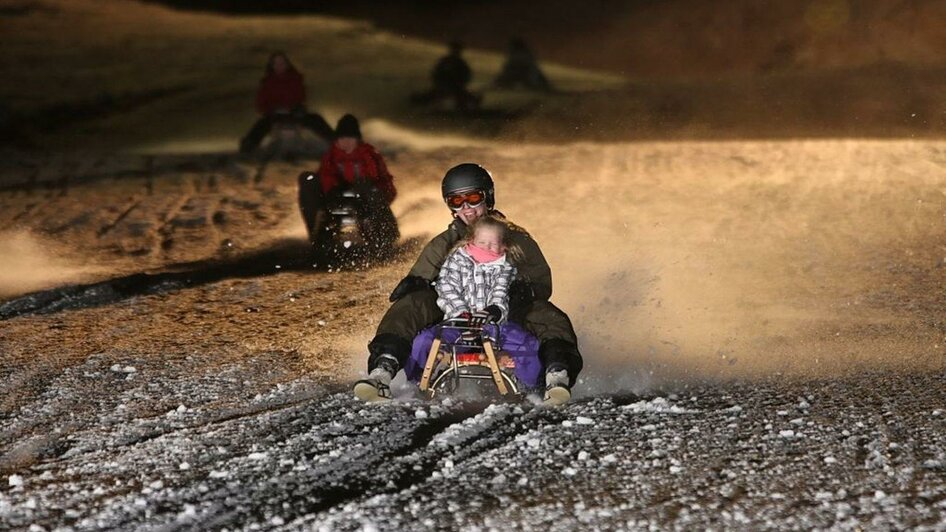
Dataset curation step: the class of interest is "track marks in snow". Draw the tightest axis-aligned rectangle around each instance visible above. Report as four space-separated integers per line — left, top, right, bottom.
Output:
0 377 553 531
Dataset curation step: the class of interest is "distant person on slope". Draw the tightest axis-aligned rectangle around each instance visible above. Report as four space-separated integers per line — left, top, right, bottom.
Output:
493 37 553 92
297 114 397 245
239 51 334 154
410 40 481 112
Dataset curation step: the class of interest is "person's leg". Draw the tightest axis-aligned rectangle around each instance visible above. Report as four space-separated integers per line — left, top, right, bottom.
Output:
359 187 400 252
452 88 480 112
356 288 443 401
410 89 438 105
240 115 274 153
368 288 443 373
299 112 335 143
297 171 324 245
516 300 584 387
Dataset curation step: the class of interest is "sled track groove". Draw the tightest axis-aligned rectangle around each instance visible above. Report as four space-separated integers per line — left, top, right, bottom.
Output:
282 402 570 529
96 199 141 237
182 400 546 530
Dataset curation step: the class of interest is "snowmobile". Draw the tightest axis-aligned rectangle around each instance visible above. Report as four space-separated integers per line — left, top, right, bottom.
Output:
301 181 399 262
403 317 542 401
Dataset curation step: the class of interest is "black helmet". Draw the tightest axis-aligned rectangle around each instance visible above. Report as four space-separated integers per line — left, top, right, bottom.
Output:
441 163 495 209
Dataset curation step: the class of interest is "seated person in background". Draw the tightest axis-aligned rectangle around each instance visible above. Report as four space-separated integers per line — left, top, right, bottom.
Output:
410 40 481 112
239 51 334 154
493 37 553 92
298 114 397 243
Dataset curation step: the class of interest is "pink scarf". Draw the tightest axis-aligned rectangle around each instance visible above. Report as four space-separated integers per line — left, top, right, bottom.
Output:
465 243 504 264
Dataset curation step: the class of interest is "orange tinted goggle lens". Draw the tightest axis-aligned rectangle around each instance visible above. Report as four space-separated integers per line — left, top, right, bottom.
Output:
447 191 485 209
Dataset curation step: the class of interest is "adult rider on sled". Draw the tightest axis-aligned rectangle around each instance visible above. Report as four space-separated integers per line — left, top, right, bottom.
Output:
354 163 583 405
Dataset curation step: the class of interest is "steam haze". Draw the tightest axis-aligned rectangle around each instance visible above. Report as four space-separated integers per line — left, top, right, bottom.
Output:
0 232 102 299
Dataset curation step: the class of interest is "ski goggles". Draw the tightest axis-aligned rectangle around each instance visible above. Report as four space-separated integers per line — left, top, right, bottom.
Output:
446 190 486 211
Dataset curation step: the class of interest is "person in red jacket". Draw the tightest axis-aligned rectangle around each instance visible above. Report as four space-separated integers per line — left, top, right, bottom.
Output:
318 114 396 203
298 114 397 246
239 52 333 154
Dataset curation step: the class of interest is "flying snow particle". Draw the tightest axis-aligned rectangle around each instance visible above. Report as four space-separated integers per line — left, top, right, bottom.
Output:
8 474 23 487
575 416 594 425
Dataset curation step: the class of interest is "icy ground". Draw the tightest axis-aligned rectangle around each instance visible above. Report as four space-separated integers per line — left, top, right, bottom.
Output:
1 359 943 531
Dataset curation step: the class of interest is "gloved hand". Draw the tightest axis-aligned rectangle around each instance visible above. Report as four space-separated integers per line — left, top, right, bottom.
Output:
469 305 502 327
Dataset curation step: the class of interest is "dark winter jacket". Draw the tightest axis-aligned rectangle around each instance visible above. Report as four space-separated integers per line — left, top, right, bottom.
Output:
318 142 397 203
255 69 306 115
409 214 552 302
432 53 472 91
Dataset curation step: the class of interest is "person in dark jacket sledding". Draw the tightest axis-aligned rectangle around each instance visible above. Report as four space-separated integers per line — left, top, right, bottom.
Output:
239 52 334 154
410 40 481 112
353 163 582 406
493 37 553 92
297 114 397 246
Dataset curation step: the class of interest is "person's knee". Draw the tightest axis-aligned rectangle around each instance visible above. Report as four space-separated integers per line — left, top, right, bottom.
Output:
520 301 576 338
375 288 443 345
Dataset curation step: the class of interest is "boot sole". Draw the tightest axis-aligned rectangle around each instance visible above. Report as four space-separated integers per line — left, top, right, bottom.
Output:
543 385 571 406
353 380 391 403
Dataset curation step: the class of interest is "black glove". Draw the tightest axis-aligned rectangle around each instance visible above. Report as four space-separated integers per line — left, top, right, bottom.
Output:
470 305 502 327
389 275 432 302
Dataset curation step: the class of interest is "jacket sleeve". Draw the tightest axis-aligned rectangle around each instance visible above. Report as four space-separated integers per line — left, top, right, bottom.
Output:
408 223 462 281
318 149 338 196
435 253 470 317
511 232 552 302
255 80 271 115
295 74 307 106
367 146 397 203
487 264 516 320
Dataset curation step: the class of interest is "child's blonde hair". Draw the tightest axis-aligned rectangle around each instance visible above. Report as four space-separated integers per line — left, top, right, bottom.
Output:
460 213 524 261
